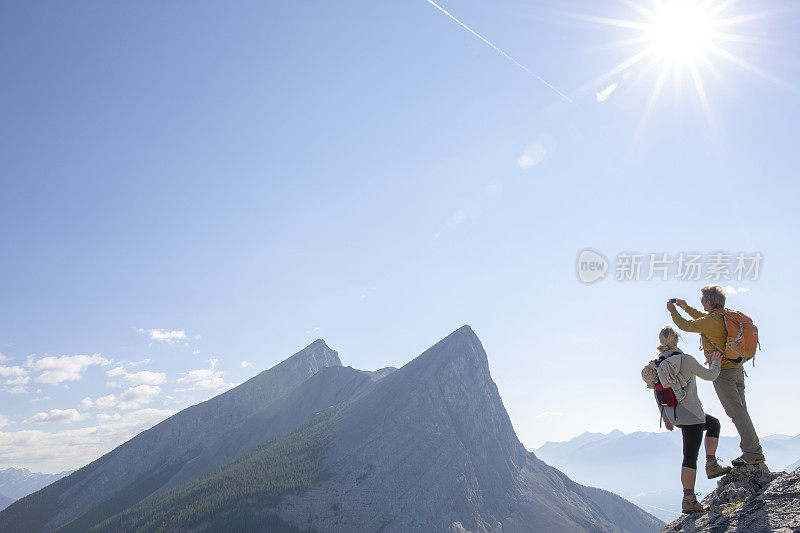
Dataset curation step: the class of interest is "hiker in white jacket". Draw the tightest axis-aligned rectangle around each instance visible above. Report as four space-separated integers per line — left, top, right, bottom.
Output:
643 325 731 514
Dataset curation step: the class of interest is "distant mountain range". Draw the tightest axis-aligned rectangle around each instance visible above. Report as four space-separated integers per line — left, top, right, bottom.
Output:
0 467 72 511
0 326 662 532
534 430 800 523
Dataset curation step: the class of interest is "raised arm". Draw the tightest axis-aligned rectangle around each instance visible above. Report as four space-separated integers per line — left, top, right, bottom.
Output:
683 353 721 381
670 307 715 334
680 301 706 320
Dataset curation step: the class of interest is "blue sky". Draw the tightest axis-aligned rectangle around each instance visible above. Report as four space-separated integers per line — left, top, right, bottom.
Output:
1 0 799 472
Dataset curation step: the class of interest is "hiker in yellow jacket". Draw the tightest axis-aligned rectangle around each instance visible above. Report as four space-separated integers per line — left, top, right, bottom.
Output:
668 285 765 466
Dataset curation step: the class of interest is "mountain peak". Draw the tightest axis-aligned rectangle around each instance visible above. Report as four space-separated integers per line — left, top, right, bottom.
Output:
272 338 342 371
334 325 526 486
404 324 487 373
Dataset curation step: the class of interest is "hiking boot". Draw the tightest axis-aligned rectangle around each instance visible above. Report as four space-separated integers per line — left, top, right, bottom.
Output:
681 494 706 514
706 457 732 479
731 452 765 466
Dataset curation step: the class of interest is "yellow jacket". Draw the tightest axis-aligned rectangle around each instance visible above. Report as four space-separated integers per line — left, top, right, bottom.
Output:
670 305 742 370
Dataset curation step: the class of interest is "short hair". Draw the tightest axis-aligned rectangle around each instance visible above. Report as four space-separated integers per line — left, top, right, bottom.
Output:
701 285 726 309
658 325 680 353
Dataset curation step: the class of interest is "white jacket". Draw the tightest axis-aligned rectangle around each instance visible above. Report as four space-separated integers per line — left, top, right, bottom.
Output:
652 349 721 426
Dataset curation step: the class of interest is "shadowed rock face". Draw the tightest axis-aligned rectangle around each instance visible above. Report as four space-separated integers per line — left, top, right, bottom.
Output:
662 464 800 532
0 339 342 532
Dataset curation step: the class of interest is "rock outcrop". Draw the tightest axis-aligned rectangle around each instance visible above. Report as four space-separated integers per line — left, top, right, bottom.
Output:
663 464 800 532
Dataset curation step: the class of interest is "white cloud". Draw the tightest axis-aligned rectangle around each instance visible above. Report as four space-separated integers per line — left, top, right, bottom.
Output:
722 286 751 295
82 385 162 411
0 414 9 429
536 411 563 418
128 358 151 367
178 360 232 391
96 413 121 422
81 394 116 410
192 350 200 355
27 354 110 385
0 408 176 472
117 385 161 409
240 361 252 368
0 353 8 363
6 375 30 386
0 365 27 378
137 328 187 344
517 143 547 169
107 366 166 386
23 408 86 425
28 396 50 403
1 364 30 394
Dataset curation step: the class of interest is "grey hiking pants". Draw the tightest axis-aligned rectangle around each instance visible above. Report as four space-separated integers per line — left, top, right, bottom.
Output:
713 367 763 457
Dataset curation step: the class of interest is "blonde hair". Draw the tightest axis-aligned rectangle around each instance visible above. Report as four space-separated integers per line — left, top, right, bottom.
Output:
701 285 726 309
658 325 680 353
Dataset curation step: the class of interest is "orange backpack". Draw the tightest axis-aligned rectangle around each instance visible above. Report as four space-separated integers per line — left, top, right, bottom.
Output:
705 309 760 364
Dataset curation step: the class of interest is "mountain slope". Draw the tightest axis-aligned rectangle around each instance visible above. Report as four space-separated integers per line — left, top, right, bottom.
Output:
146 364 394 499
93 325 662 533
0 339 342 533
56 365 392 533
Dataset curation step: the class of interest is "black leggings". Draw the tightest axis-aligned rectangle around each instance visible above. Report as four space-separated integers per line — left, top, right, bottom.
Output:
679 414 721 469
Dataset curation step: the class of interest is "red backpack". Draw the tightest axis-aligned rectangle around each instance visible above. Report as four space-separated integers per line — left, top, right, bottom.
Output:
653 356 679 426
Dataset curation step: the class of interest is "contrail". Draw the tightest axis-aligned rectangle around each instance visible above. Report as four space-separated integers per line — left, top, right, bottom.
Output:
424 0 572 103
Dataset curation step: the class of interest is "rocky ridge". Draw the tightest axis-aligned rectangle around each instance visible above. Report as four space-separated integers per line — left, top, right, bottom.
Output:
663 464 800 532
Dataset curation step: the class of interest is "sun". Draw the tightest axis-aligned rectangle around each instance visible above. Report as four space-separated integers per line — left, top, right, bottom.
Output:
646 1 717 64
563 0 785 129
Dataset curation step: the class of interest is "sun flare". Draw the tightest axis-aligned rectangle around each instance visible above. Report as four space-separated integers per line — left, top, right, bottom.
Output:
647 1 717 64
566 0 785 129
